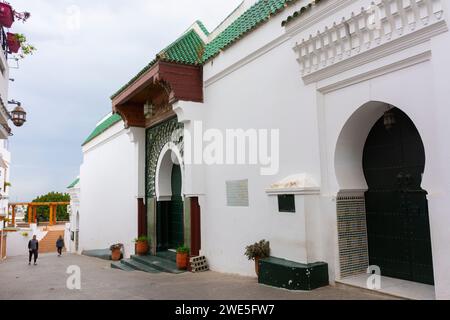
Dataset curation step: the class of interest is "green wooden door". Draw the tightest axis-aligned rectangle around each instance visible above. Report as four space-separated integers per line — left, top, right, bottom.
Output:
169 165 184 249
363 108 434 285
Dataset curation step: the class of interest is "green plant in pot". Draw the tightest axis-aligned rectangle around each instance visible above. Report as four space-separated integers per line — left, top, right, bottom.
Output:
134 236 150 256
176 245 190 270
245 240 270 276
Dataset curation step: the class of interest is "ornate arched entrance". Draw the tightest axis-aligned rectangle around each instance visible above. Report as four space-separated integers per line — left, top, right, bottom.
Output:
363 108 434 285
335 102 434 285
155 146 185 252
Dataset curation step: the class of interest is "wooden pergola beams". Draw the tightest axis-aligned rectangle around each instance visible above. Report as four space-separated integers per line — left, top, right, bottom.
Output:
8 202 70 227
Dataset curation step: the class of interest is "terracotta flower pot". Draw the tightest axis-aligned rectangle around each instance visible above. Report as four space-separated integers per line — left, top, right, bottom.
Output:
0 3 14 28
135 240 149 256
176 252 189 270
111 248 122 261
7 33 20 53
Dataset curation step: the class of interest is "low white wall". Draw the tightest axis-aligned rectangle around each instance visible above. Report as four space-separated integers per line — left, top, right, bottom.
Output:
64 223 72 253
6 225 47 257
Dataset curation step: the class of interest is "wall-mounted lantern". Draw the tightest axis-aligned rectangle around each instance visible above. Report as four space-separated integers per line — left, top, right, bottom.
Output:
8 100 27 127
384 105 396 131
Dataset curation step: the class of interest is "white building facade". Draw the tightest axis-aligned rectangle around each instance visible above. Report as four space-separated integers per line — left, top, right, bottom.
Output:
77 0 450 299
0 27 12 227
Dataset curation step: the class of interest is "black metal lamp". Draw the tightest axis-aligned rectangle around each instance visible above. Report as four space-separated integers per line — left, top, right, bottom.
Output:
8 100 27 127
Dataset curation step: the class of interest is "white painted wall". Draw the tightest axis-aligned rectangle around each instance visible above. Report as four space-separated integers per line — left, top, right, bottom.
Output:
6 225 47 257
79 121 139 258
197 3 322 276
0 45 9 105
67 181 80 254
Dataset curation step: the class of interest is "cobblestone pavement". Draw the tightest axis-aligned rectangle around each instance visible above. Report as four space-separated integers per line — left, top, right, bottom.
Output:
0 254 396 300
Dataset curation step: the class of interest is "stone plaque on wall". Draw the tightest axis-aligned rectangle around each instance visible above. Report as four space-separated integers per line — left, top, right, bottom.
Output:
226 180 249 207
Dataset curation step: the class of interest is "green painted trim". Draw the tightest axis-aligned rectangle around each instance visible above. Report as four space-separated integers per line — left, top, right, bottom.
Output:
82 113 123 146
67 178 80 189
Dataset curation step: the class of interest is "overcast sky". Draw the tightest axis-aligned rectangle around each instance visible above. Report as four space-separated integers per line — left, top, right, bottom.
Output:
7 0 242 202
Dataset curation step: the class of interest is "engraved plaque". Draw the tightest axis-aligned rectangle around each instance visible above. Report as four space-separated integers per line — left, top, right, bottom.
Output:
226 180 249 207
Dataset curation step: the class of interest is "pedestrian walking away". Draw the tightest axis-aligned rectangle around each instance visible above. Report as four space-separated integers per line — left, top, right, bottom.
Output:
56 235 65 257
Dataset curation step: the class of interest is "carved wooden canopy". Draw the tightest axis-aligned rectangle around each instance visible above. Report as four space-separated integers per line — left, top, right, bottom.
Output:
112 61 203 128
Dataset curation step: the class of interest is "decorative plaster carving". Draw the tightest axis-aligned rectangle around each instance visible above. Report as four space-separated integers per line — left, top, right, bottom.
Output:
146 118 184 198
293 0 446 83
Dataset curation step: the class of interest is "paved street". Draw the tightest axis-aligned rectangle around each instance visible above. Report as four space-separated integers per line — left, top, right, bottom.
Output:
0 254 394 300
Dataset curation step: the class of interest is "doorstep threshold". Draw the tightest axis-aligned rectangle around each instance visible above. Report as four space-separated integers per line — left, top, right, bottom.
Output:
336 274 435 300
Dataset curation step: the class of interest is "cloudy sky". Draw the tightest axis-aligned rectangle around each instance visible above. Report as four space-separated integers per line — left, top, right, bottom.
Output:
7 0 242 202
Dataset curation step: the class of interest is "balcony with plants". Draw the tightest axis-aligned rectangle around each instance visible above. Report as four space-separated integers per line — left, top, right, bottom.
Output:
0 1 34 137
0 2 35 58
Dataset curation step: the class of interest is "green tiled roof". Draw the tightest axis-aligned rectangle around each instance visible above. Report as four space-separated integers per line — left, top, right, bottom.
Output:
202 0 295 61
111 27 206 100
112 1 302 100
281 0 327 27
196 20 210 35
82 113 123 146
67 178 80 189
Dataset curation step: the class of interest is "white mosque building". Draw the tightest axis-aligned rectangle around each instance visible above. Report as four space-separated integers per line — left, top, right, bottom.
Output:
69 0 450 299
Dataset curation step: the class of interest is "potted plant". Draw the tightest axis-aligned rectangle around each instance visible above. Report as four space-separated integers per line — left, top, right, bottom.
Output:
134 236 149 256
6 33 20 53
176 245 190 270
0 2 14 28
7 33 36 57
245 240 271 276
109 243 123 261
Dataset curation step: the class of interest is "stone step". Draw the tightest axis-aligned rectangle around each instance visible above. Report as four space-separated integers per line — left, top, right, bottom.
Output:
39 231 65 253
82 249 114 261
111 261 134 272
156 250 177 262
120 259 161 274
131 255 184 274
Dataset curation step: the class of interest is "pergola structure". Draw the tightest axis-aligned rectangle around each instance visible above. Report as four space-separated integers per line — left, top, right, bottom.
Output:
8 202 70 227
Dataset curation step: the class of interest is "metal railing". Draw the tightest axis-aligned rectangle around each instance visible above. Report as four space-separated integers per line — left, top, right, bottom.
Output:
0 27 7 58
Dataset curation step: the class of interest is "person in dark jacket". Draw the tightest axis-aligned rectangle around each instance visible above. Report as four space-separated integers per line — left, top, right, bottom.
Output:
56 235 65 257
28 235 39 265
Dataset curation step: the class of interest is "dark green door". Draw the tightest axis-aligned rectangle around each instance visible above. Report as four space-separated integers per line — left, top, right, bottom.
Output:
363 108 434 285
169 165 184 249
156 164 184 251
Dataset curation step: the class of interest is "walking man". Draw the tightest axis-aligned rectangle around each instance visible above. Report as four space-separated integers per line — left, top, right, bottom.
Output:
28 235 39 265
56 235 65 257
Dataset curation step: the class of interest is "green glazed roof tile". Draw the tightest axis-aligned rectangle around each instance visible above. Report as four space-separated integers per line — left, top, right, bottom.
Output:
67 178 80 189
111 27 206 100
82 113 123 146
281 0 327 27
111 1 303 100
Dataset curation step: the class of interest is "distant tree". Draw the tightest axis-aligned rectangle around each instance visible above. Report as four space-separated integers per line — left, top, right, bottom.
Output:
24 192 70 222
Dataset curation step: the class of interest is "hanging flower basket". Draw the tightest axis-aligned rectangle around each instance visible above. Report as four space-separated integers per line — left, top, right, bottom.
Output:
7 32 20 53
0 3 14 28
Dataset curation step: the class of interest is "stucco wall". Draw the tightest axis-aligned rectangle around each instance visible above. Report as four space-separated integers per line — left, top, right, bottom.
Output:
198 11 322 276
79 122 138 258
6 225 47 257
